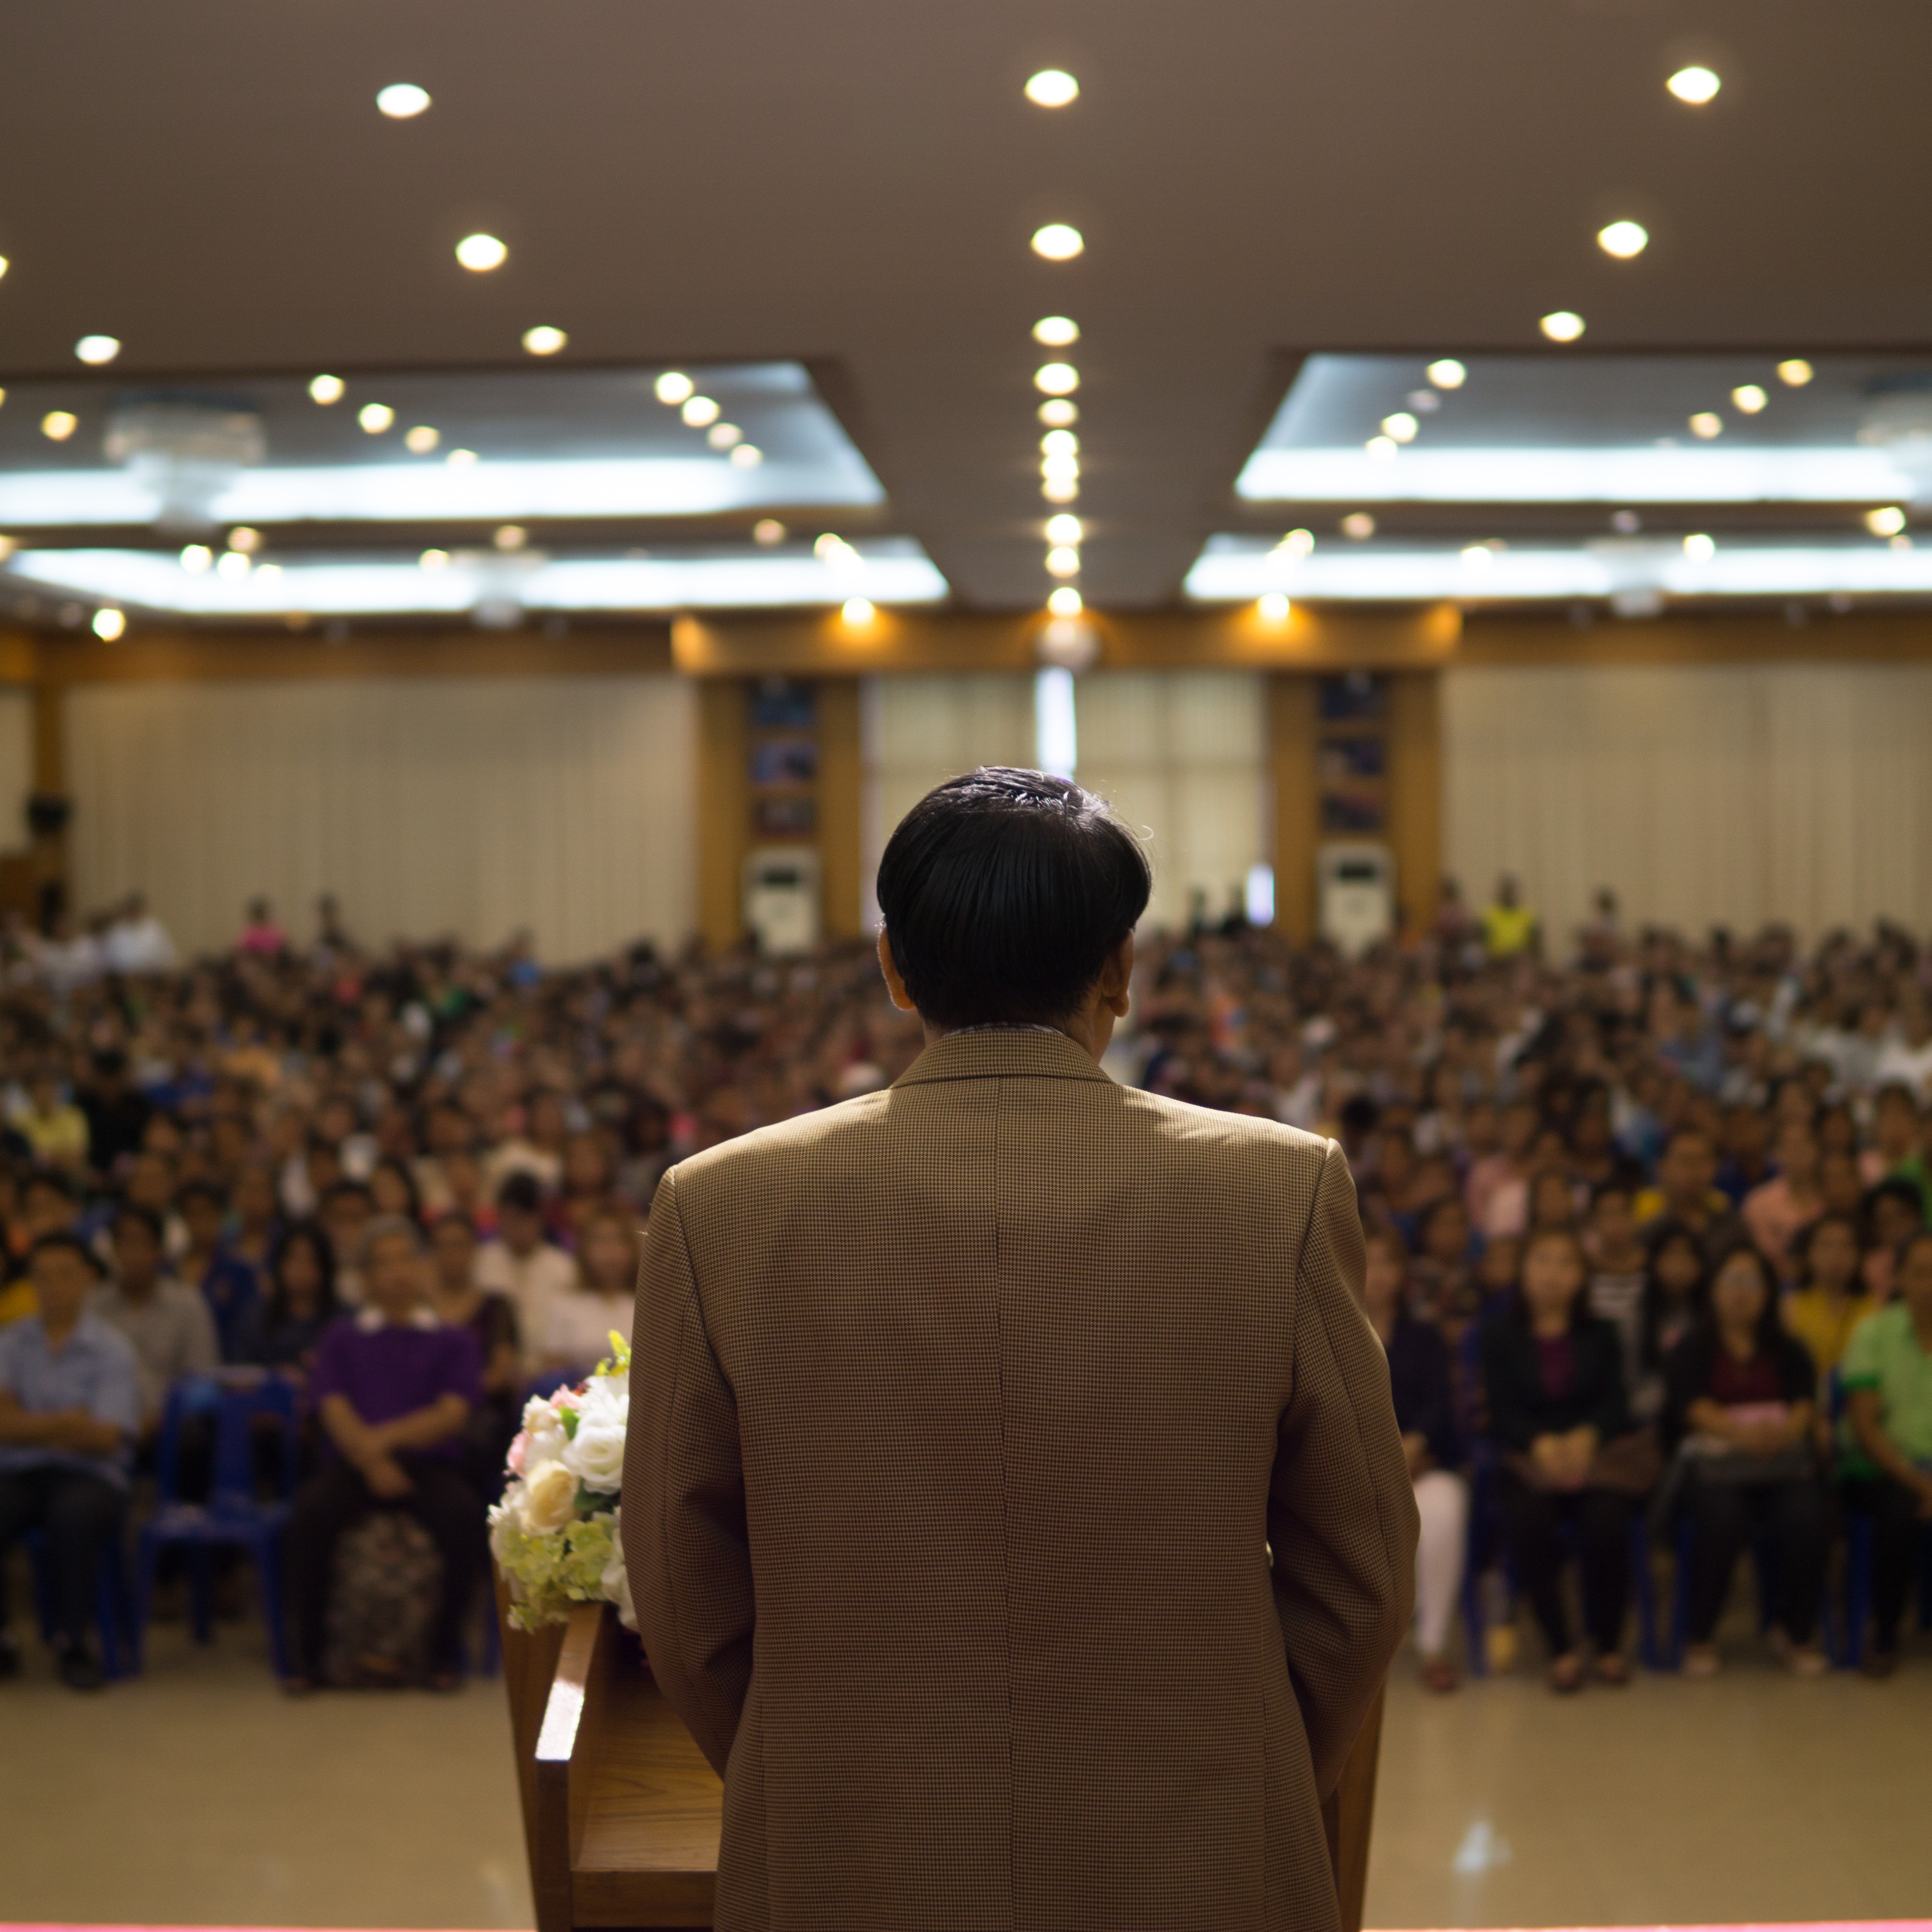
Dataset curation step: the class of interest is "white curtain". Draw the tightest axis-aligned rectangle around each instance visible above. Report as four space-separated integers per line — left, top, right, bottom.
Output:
66 675 696 962
1075 672 1268 932
1444 663 1932 945
860 673 1036 925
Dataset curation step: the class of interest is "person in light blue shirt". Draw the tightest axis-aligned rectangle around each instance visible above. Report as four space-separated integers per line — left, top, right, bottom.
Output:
0 1232 140 1690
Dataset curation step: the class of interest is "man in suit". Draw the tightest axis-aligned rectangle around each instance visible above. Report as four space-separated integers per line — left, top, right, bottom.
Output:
626 768 1417 1932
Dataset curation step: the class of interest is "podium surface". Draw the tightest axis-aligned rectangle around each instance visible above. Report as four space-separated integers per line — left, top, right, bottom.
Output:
500 1587 1382 1932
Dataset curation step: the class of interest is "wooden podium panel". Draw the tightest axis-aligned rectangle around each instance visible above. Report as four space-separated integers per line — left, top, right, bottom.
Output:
500 1583 1382 1932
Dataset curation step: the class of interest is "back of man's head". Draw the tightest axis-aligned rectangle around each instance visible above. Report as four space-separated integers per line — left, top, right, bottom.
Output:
876 767 1151 1030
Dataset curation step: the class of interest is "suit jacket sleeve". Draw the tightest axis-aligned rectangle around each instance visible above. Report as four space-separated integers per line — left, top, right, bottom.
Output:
623 1167 753 1777
1266 1141 1420 1798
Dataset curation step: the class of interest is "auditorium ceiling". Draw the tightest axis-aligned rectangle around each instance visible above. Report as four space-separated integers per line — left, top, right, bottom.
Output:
1 0 1930 627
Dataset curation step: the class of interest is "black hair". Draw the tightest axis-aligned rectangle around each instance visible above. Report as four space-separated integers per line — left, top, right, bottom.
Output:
1641 1219 1709 1369
370 1155 422 1221
1792 1210 1861 1291
497 1170 545 1217
1703 1240 1785 1357
267 1220 338 1325
320 1178 373 1208
875 767 1151 1029
176 1179 228 1212
112 1200 165 1245
28 1230 103 1277
1511 1224 1591 1331
23 1168 75 1202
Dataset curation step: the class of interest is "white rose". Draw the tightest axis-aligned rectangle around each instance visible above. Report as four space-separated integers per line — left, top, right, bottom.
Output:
578 1376 629 1428
562 1414 626 1493
520 1459 581 1535
521 1397 569 1472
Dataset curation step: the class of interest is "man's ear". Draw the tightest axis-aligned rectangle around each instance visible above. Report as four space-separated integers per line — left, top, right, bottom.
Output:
1102 933 1135 1018
876 929 918 1014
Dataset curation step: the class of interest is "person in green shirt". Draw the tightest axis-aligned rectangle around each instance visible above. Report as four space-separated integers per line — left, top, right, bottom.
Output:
1841 1228 1932 1676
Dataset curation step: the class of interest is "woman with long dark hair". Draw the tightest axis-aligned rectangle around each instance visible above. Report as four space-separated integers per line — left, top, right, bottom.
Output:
238 1221 338 1375
1663 1243 1826 1676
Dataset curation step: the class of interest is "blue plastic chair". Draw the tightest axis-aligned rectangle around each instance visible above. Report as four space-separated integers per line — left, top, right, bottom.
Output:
135 1373 300 1678
24 1521 138 1679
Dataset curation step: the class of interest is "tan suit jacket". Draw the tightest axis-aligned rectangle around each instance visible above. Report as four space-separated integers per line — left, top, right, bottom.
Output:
625 1029 1417 1932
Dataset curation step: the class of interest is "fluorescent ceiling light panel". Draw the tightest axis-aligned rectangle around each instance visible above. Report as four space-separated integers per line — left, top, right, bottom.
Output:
1185 534 1932 602
1237 352 1932 505
8 540 948 615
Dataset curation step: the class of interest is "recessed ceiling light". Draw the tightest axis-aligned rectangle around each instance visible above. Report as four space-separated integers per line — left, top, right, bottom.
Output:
419 548 451 569
1539 311 1586 343
654 371 694 405
1683 532 1717 560
495 524 527 551
91 607 126 641
74 335 121 365
1365 435 1398 460
1038 398 1078 427
1024 70 1079 108
1426 358 1466 390
216 549 251 580
707 422 742 450
1667 66 1721 105
728 444 763 468
1867 506 1908 536
445 447 478 467
227 526 262 553
1597 220 1649 259
1408 390 1440 412
40 411 77 441
1380 412 1419 443
309 374 345 405
681 395 720 427
1031 224 1084 261
0 258 10 280
522 325 567 356
404 425 440 454
1732 384 1768 414
1045 514 1082 544
1046 545 1080 577
841 597 876 626
1689 411 1723 439
376 83 431 118
254 563 282 586
813 533 851 560
1276 527 1315 557
1257 591 1291 624
1892 533 1915 552
1042 455 1080 484
1047 586 1082 616
1042 478 1080 504
1033 315 1080 347
1777 358 1814 387
1460 544 1494 568
1040 429 1079 456
753 519 786 545
179 544 213 574
357 402 394 434
1341 512 1376 540
455 232 507 272
1034 362 1080 397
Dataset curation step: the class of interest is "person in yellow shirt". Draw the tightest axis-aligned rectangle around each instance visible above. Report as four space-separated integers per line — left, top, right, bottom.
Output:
10 1071 90 1175
1480 874 1538 960
1783 1211 1875 1390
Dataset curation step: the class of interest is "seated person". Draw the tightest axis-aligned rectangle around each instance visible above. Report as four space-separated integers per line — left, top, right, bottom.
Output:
1839 1229 1932 1678
475 1173 580 1364
283 1216 483 1692
1782 1213 1874 1395
1362 1221 1465 1692
176 1180 260 1364
1663 1243 1826 1676
1635 1222 1708 1422
88 1202 220 1436
1483 1225 1636 1692
531 1204 637 1378
0 1170 85 1328
237 1222 339 1377
423 1211 520 1499
0 1234 140 1690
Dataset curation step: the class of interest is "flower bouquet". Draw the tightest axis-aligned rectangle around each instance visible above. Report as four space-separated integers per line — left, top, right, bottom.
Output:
489 1333 637 1633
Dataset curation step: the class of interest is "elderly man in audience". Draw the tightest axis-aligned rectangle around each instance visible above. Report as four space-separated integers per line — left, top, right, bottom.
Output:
281 1215 482 1693
0 1233 140 1690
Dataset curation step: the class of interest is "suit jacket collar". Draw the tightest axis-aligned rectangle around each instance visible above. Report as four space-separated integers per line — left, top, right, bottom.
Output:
894 1026 1114 1088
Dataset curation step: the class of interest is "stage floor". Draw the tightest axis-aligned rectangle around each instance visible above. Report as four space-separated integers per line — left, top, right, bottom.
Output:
2 1618 1929 1927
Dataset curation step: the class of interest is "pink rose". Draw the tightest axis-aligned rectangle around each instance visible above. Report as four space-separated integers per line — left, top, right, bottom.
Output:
507 1431 529 1475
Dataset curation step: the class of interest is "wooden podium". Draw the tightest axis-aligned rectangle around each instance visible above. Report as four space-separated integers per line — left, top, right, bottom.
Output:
499 1586 1385 1932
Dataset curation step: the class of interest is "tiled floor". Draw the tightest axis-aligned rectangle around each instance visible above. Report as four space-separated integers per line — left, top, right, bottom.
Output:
2 1612 1929 1928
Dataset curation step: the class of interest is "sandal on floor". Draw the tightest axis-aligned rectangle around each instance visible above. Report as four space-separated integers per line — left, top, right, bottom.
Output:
1548 1653 1585 1694
1593 1652 1632 1687
1420 1654 1461 1693
1681 1644 1719 1678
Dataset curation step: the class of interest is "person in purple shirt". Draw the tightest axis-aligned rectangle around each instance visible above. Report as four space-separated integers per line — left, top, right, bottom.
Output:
282 1215 483 1693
